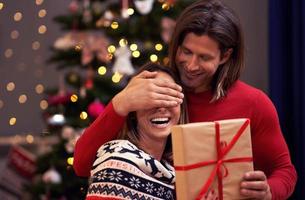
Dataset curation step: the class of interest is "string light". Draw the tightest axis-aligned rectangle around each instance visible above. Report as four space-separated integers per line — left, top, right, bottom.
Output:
4 49 13 58
112 72 123 83
130 44 138 51
9 117 17 126
127 8 134 15
107 45 116 53
155 43 163 51
35 84 44 94
38 9 47 18
150 54 158 62
111 21 119 29
40 100 48 110
75 44 82 51
70 94 78 102
162 3 170 11
67 157 74 165
26 134 34 144
80 111 88 120
0 3 4 10
10 30 19 39
98 66 107 75
6 82 15 91
18 94 27 104
32 41 41 50
132 50 140 58
14 12 22 21
38 25 47 34
119 38 128 47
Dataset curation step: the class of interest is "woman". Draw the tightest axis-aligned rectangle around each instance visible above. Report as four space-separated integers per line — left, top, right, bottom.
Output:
85 63 188 200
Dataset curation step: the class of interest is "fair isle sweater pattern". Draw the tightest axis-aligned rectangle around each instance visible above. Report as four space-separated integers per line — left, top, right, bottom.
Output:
87 140 175 200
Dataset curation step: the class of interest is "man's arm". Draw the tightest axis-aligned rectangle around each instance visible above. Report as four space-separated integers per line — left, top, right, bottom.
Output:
73 70 184 177
240 91 297 199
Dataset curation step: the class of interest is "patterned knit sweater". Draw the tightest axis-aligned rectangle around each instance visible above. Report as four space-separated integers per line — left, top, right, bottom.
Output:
86 140 175 200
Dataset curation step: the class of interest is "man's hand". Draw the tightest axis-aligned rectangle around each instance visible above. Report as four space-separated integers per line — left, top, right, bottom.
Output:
240 171 272 200
112 70 184 116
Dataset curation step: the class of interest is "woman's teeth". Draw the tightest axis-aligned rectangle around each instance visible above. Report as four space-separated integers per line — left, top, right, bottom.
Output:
150 117 170 125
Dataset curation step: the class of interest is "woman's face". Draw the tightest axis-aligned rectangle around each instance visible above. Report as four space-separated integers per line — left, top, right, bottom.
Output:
136 71 181 141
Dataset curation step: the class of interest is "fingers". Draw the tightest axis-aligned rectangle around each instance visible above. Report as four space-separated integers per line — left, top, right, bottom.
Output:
243 171 267 181
137 70 158 79
240 171 271 200
154 77 183 92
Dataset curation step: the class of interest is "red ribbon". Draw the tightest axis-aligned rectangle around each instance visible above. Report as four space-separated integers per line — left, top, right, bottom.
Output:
174 119 253 200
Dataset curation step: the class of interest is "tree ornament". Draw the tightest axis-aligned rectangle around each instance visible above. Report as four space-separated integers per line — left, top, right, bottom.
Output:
112 45 135 76
87 99 105 119
47 114 66 126
134 0 155 15
82 0 92 24
81 32 110 66
42 167 62 184
68 0 79 13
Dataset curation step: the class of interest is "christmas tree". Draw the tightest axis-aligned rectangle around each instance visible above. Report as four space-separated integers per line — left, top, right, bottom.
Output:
26 0 191 199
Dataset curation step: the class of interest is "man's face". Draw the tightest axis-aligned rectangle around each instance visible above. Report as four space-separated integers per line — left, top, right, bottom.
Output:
175 33 229 93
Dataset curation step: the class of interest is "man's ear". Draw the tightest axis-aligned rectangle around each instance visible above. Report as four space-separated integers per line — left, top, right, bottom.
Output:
219 48 233 65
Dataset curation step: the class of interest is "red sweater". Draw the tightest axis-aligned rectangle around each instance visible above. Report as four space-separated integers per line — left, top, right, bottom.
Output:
74 80 297 200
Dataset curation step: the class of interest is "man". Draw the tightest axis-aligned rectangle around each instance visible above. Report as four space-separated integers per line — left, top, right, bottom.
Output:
74 0 297 199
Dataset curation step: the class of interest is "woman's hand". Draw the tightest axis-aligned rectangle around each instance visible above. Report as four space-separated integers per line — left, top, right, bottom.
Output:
112 70 184 116
240 171 272 200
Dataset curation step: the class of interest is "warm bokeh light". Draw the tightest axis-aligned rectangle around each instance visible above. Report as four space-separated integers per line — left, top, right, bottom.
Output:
162 3 170 10
80 111 88 120
9 117 17 126
112 72 122 83
38 9 47 18
0 100 4 109
75 44 82 51
38 25 47 34
155 43 163 51
40 100 48 110
98 66 107 75
11 30 19 39
0 3 4 10
119 38 128 47
18 94 27 104
36 0 44 5
6 82 15 91
4 49 13 58
70 94 78 102
32 41 41 50
150 54 158 62
26 134 34 144
107 45 116 53
14 12 22 21
111 21 119 29
127 8 134 15
67 157 74 165
132 50 140 58
35 84 44 94
130 44 138 51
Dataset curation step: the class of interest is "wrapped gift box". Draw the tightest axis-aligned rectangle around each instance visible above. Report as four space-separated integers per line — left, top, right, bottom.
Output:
171 118 253 200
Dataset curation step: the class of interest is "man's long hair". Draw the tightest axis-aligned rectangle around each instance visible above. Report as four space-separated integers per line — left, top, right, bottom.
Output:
169 0 245 101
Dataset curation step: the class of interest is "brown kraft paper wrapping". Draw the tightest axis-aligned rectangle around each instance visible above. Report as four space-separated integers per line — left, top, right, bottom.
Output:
171 118 253 200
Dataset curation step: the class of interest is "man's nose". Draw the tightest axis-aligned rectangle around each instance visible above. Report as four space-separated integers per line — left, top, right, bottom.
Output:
186 55 200 71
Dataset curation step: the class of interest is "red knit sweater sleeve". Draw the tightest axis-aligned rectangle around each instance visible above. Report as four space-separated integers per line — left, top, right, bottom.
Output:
73 101 126 177
251 91 297 200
